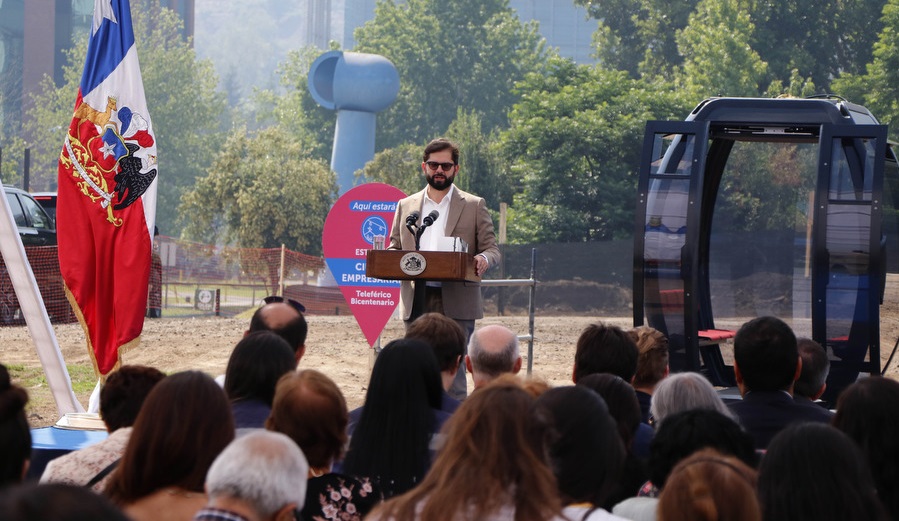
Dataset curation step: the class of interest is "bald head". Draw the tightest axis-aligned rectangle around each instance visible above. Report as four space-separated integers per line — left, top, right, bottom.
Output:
466 325 521 388
248 303 308 362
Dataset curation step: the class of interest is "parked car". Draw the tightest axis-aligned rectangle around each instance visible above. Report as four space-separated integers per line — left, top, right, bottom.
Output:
0 187 72 324
31 191 57 224
4 186 56 246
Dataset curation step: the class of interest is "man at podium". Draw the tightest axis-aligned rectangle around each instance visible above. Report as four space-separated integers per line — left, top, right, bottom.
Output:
388 138 501 400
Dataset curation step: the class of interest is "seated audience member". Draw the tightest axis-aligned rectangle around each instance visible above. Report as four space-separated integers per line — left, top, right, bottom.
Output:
247 296 308 363
727 316 832 449
404 312 466 413
613 409 756 521
629 326 669 423
0 483 129 521
105 371 235 521
465 324 522 390
194 431 308 521
657 449 760 521
578 373 650 504
0 363 30 487
793 338 832 411
367 376 562 521
266 370 381 521
535 386 629 519
649 372 736 428
758 423 888 521
833 377 899 521
41 365 165 492
341 338 447 498
573 323 639 383
224 331 297 431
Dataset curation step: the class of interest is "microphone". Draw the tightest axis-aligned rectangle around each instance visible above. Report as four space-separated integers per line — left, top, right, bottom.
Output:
405 211 421 227
422 210 439 227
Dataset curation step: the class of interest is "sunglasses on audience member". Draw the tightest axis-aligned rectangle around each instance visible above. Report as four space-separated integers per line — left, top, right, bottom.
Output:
262 296 306 314
425 161 456 171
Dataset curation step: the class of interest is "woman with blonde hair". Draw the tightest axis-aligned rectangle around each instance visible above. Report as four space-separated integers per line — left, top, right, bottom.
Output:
658 448 760 521
367 375 561 521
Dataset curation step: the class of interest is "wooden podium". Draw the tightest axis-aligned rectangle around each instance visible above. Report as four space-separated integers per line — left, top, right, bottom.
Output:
365 250 480 283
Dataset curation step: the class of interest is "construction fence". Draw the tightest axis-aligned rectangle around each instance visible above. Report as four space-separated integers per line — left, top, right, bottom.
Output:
3 237 638 325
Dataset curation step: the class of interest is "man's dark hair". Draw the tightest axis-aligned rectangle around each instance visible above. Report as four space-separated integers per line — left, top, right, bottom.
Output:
100 365 166 432
405 313 465 373
794 338 829 399
422 138 460 164
733 316 798 392
249 306 307 353
573 323 638 382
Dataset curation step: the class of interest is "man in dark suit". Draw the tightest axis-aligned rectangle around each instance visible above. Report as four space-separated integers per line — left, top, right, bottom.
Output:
388 138 501 399
728 316 833 449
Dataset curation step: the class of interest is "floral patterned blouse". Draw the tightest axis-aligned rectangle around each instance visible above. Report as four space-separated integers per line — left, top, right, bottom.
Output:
300 473 382 521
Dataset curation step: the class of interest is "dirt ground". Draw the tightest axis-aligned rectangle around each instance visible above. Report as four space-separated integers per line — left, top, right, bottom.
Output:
2 313 632 427
5 299 899 428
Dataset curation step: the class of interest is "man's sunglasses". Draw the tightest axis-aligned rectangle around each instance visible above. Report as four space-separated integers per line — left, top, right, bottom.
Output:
262 295 306 314
425 161 455 171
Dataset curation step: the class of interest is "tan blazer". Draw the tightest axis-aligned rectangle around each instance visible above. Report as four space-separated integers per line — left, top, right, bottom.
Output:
388 187 500 320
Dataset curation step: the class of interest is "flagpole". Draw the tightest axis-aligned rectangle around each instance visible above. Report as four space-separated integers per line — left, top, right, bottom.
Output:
0 185 83 415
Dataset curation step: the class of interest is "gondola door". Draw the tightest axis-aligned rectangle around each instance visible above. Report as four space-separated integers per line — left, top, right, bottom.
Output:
813 124 887 402
635 121 710 373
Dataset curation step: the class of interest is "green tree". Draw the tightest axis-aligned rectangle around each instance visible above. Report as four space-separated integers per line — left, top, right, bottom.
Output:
500 57 692 243
353 0 547 149
445 109 510 209
179 126 337 254
252 47 335 163
23 5 226 236
676 0 768 98
0 90 27 186
577 0 697 77
360 110 510 209
745 0 883 93
360 143 423 197
577 0 885 92
832 0 899 138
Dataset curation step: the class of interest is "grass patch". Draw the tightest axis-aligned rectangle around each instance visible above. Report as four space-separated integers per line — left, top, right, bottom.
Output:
7 362 98 412
7 362 97 393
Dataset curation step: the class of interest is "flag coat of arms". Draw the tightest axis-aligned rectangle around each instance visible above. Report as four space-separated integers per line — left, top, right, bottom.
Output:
58 0 157 377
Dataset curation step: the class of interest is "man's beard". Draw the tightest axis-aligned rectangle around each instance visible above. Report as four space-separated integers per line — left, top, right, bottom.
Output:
427 173 454 190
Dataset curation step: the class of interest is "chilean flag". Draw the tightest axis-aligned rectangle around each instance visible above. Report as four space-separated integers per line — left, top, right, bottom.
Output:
57 0 157 377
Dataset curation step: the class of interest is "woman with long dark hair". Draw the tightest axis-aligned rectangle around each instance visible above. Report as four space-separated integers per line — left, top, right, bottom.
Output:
224 331 296 430
534 385 629 520
340 338 446 498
